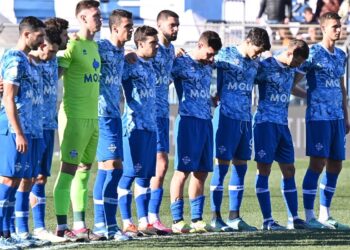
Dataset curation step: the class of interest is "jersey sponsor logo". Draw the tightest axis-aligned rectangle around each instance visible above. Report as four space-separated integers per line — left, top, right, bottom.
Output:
43 85 57 95
270 93 289 103
325 79 340 88
104 75 120 85
32 95 44 105
139 88 155 99
25 89 33 99
227 82 252 91
156 76 169 86
84 59 100 83
190 89 210 99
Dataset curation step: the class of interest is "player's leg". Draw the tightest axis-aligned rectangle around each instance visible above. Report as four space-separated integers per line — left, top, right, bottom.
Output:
303 121 328 226
210 110 232 231
254 122 284 230
149 118 171 233
318 120 348 229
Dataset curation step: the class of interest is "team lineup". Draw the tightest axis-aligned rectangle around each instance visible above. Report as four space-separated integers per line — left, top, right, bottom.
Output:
0 0 349 249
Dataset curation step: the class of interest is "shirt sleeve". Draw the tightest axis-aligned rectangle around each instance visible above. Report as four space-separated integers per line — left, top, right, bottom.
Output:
2 55 26 86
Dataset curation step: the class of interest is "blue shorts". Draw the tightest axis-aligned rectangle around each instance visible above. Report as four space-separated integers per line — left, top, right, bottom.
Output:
97 117 123 162
306 119 346 161
39 129 55 177
156 117 169 153
123 129 156 178
214 111 252 161
0 133 32 178
174 115 213 172
254 122 294 164
28 138 45 178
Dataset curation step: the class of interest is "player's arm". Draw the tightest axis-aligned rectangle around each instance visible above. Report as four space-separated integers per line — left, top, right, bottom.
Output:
340 77 350 134
291 72 306 98
3 83 27 153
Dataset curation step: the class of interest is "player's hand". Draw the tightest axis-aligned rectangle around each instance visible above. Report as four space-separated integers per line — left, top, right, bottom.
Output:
125 51 138 64
176 48 186 57
69 32 80 41
15 133 28 153
345 120 350 134
211 93 220 107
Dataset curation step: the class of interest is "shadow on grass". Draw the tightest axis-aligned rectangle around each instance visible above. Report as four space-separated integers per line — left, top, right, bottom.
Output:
75 230 350 249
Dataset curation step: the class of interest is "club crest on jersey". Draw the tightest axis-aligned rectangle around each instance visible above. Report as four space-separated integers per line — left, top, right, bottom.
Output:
257 149 266 158
69 149 78 159
315 143 323 151
83 49 87 55
182 156 191 165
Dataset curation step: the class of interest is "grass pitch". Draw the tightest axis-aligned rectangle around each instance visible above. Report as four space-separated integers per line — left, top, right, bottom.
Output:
37 158 350 249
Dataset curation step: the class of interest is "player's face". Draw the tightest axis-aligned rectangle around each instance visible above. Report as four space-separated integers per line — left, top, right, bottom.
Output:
39 41 59 61
140 35 159 58
27 28 45 50
82 7 102 33
289 54 306 68
322 18 341 41
247 45 265 60
115 17 134 42
59 29 69 50
198 43 217 65
158 16 179 42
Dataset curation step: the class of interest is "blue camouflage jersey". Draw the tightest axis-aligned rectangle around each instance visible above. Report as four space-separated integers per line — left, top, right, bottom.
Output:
299 43 346 121
172 54 213 120
254 57 298 125
0 49 33 134
215 46 259 121
122 56 157 134
42 58 58 130
98 39 124 118
30 60 44 138
152 42 175 118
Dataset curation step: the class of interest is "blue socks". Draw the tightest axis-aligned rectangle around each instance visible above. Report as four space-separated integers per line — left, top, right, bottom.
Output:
190 195 205 221
135 178 151 221
170 199 184 222
148 188 163 215
117 176 134 220
103 169 122 235
255 174 272 221
281 177 298 221
93 169 107 234
320 171 338 208
31 183 46 231
0 184 13 235
15 191 30 234
229 164 247 212
210 164 229 212
302 168 321 210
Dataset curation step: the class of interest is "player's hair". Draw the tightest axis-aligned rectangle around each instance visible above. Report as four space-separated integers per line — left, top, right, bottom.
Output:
134 25 158 48
246 27 271 51
288 39 309 59
44 17 69 33
199 30 222 51
109 9 132 31
319 12 341 25
75 0 100 16
304 7 313 14
157 10 179 22
44 26 62 46
19 16 45 35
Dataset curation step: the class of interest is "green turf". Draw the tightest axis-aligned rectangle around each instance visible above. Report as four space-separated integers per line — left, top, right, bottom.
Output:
39 158 350 249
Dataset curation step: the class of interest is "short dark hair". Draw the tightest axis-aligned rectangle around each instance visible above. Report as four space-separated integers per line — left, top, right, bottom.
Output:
134 25 158 48
44 26 62 46
44 17 69 33
304 7 313 14
19 16 45 35
289 39 309 59
246 27 271 51
75 0 100 16
319 12 341 25
199 30 222 51
109 9 132 31
157 10 179 22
